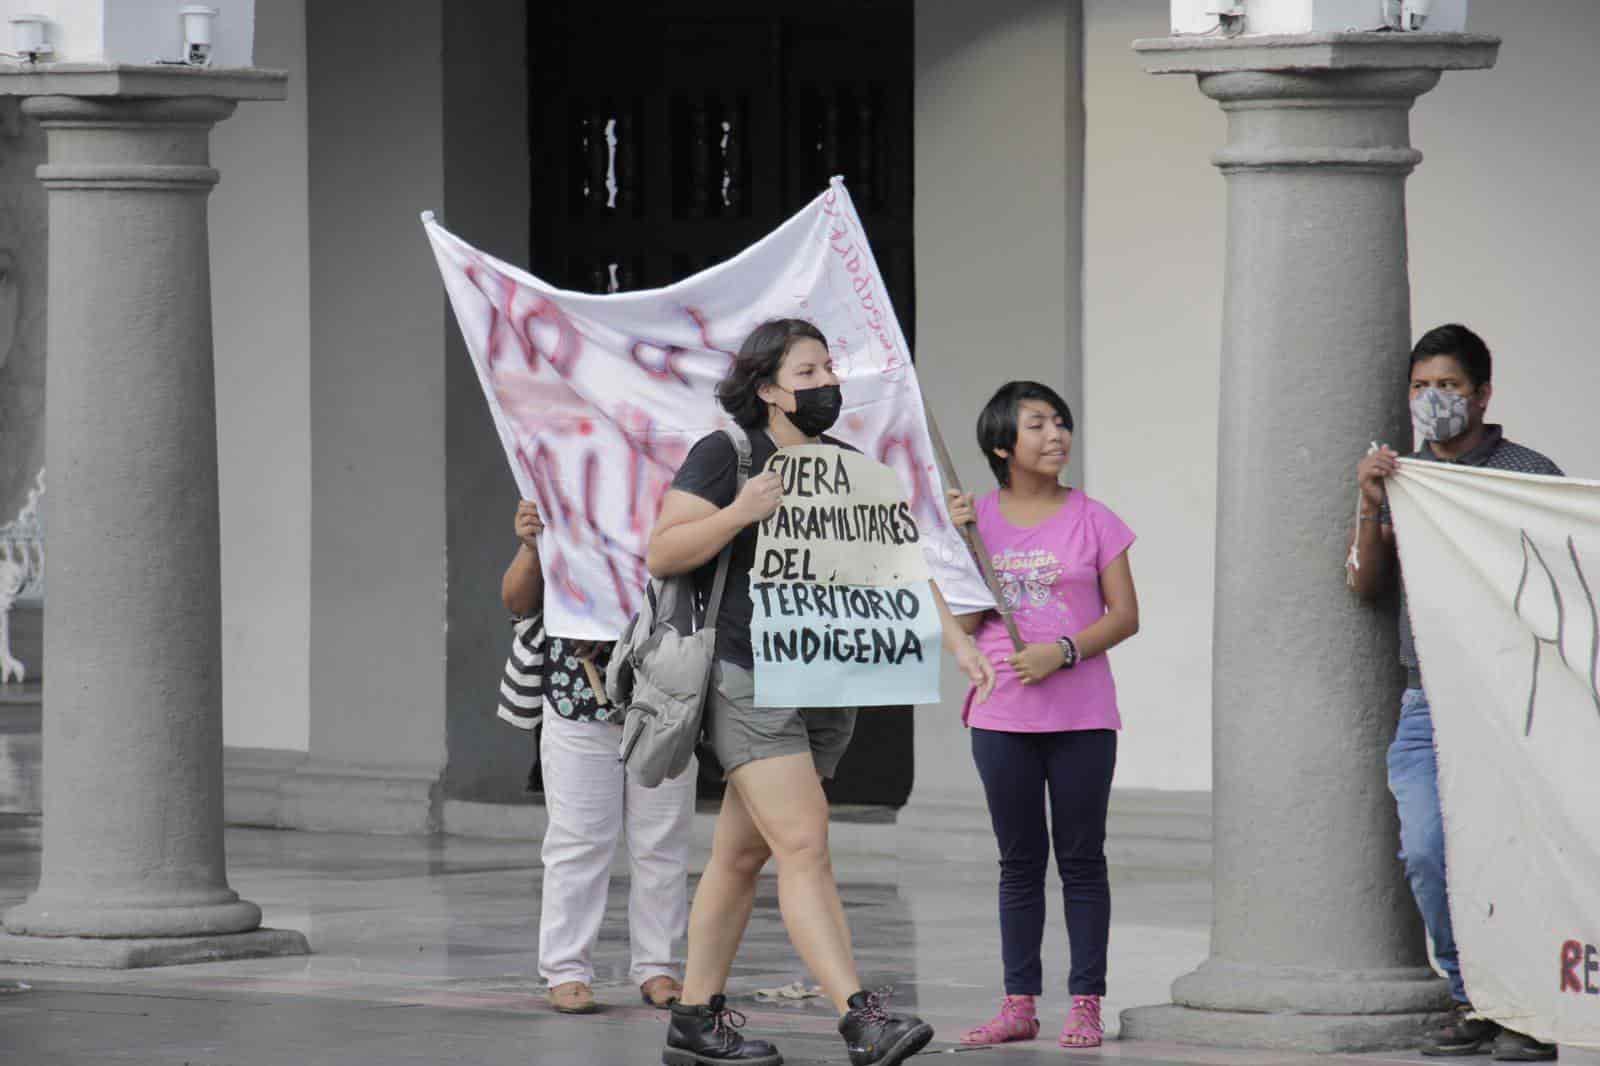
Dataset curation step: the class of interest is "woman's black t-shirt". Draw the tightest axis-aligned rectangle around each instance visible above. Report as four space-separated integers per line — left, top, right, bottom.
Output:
669 428 856 668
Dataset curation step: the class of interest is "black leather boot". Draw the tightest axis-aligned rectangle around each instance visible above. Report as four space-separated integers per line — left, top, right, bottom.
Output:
838 989 933 1066
663 994 782 1066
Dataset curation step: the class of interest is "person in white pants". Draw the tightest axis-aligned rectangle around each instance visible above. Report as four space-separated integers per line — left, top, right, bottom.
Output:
503 499 697 1015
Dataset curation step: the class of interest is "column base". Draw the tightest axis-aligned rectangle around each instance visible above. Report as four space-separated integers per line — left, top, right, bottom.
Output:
0 928 309 969
1174 957 1452 1015
5 897 262 939
1122 956 1456 1053
1120 1003 1450 1053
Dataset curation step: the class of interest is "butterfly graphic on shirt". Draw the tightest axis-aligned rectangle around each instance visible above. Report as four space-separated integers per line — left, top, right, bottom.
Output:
994 553 1062 612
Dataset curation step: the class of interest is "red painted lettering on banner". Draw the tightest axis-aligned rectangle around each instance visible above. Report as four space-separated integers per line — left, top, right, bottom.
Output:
581 450 605 541
685 305 737 360
825 212 906 381
877 433 932 520
605 555 637 622
545 547 590 613
611 404 687 538
1561 940 1584 993
516 296 583 376
629 340 692 385
519 442 576 531
464 263 531 371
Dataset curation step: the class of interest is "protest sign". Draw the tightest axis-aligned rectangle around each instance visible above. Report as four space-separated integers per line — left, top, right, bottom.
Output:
750 445 940 709
422 181 993 641
1386 459 1600 1049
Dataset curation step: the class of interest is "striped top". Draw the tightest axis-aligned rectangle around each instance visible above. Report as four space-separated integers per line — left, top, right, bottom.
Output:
496 612 614 730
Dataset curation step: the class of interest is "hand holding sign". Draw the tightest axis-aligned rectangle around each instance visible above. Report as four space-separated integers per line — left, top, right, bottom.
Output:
946 489 977 529
733 470 784 525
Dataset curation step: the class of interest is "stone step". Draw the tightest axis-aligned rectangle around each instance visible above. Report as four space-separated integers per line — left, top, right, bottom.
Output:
445 786 1213 876
13 731 1215 876
897 788 1212 874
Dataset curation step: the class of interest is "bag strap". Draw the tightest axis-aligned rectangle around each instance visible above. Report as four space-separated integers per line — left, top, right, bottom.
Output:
702 425 752 631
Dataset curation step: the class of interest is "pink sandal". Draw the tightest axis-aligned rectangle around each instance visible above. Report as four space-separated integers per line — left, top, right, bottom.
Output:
1060 994 1104 1048
960 994 1040 1045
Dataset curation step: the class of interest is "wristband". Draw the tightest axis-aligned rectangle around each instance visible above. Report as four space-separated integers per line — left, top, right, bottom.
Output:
1056 635 1079 670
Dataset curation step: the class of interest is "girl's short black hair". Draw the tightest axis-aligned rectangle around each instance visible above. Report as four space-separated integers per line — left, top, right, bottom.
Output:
976 381 1075 487
717 318 829 430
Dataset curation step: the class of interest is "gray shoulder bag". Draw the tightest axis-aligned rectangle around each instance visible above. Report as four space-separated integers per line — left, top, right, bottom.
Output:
608 425 751 787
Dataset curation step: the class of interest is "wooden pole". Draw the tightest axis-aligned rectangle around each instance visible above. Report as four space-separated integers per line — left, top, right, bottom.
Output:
923 406 1026 652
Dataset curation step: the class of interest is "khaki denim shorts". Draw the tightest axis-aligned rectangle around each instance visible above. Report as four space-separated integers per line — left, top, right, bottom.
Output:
704 661 857 779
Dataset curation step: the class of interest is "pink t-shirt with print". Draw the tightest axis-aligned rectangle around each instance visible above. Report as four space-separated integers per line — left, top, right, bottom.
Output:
962 488 1135 733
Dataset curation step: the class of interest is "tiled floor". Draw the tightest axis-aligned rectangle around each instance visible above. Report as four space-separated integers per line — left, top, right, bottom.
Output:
0 813 1592 1066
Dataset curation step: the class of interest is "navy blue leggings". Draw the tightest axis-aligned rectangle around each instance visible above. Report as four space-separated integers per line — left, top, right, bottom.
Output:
971 727 1117 997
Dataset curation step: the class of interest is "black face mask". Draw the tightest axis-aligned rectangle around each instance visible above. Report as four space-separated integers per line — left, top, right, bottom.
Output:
781 384 843 437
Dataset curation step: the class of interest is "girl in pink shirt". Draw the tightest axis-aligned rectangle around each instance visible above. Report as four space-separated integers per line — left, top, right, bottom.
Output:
948 381 1140 1050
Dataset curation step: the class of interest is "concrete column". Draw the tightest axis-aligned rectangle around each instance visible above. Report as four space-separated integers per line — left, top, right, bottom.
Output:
1119 34 1497 1051
0 68 305 967
293 0 448 836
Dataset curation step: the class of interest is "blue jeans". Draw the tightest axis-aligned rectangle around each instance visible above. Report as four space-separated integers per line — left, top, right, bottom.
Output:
1386 688 1466 1004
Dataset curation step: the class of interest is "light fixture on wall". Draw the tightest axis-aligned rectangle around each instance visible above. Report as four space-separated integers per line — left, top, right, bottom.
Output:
8 14 53 62
1400 0 1434 30
180 5 218 66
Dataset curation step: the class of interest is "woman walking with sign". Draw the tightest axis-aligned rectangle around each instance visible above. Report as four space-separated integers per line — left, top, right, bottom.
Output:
946 381 1140 1050
648 318 995 1066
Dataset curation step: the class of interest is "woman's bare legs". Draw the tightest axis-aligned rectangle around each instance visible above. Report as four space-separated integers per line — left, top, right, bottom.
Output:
725 753 859 1011
679 782 771 1005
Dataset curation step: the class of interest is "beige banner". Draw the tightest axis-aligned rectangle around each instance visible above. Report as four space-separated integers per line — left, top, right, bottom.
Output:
755 445 930 589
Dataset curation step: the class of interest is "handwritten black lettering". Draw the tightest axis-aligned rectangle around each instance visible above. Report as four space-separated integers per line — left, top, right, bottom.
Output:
1513 532 1600 736
760 624 926 666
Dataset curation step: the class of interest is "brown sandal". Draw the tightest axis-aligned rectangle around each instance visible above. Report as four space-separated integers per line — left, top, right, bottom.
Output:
548 981 597 1014
639 975 682 1009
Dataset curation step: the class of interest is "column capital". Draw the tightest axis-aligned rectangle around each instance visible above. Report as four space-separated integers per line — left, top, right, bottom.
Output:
18 94 242 192
1134 31 1499 77
1135 34 1496 176
0 63 286 102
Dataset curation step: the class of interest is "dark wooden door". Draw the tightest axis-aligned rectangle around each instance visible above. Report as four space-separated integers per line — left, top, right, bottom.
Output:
528 0 917 807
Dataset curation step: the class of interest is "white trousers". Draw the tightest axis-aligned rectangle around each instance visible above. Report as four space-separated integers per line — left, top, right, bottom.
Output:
538 712 696 987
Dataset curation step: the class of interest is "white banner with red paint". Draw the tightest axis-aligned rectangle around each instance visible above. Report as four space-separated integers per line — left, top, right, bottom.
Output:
423 180 992 642
1386 460 1600 1048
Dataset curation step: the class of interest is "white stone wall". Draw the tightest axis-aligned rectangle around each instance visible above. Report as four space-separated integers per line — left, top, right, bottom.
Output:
911 0 1080 810
1083 0 1222 791
1408 0 1600 481
210 0 311 751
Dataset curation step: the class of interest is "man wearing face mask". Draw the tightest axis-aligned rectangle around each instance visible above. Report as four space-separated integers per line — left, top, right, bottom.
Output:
1348 323 1562 1062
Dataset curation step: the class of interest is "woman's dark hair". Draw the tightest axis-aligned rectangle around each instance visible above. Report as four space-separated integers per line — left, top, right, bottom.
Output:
1410 323 1491 389
717 318 829 429
976 381 1075 487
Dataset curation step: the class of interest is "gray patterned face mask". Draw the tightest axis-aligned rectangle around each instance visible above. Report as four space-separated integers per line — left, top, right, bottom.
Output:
1410 386 1471 443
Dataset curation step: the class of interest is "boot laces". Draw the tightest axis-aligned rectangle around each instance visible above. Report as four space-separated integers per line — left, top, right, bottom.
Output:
857 987 895 1026
711 1002 749 1040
